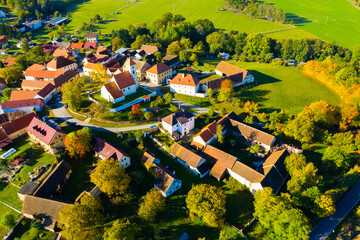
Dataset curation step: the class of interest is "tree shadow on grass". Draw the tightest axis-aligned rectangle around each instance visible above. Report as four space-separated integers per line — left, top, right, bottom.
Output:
286 13 311 26
225 191 254 228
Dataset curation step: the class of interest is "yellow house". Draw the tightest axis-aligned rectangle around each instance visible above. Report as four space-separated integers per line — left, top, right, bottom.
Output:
1 112 37 140
26 117 66 154
146 63 172 85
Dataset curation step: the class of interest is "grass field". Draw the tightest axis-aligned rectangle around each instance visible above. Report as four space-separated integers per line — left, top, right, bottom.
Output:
263 0 360 49
60 0 315 41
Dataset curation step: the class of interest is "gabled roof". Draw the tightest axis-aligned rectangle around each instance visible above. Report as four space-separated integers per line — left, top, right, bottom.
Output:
140 45 160 54
133 60 151 72
154 164 181 193
96 46 110 54
170 73 200 87
17 181 39 195
52 70 78 88
113 71 136 89
2 99 43 110
146 63 171 75
123 57 135 66
9 90 39 101
2 112 37 136
141 151 157 167
83 42 97 50
83 63 97 70
36 83 55 98
193 121 218 144
86 33 97 38
170 143 203 168
24 69 67 79
94 138 129 161
70 42 83 49
4 57 15 66
229 119 276 147
22 195 71 230
161 110 194 127
53 48 71 59
26 117 65 145
203 145 237 169
202 73 246 91
47 56 75 69
215 61 250 76
22 80 54 89
230 161 265 183
33 160 72 198
103 81 124 99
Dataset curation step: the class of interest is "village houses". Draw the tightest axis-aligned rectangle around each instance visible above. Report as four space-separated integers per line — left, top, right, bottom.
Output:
146 63 172 85
169 73 200 96
161 109 195 139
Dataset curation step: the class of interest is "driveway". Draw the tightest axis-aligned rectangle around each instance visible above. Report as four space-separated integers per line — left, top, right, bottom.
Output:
309 180 360 240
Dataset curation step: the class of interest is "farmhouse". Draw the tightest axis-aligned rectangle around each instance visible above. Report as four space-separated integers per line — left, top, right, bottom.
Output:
141 151 160 169
192 121 218 148
94 138 131 168
122 57 138 84
46 56 78 71
24 20 42 30
22 195 71 231
24 67 67 81
83 42 98 51
34 83 57 103
86 33 98 43
163 55 181 68
22 80 53 90
169 73 200 96
83 53 109 65
2 99 43 114
26 117 66 154
134 60 152 81
101 71 137 103
53 48 72 59
17 181 39 201
146 63 172 85
0 112 37 141
140 45 160 55
170 142 209 178
161 109 195 139
216 61 252 79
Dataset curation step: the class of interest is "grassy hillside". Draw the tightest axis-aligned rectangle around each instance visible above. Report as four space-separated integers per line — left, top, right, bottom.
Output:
264 0 360 49
63 0 315 40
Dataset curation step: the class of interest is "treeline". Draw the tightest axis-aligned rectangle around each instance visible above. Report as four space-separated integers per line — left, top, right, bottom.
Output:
1 0 79 21
225 0 286 23
111 13 351 64
0 23 21 38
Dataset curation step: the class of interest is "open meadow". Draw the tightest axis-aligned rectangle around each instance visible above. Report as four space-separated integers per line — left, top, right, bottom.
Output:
61 0 315 40
263 0 360 49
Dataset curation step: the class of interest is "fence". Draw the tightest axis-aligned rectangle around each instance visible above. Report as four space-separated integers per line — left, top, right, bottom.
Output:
110 91 157 112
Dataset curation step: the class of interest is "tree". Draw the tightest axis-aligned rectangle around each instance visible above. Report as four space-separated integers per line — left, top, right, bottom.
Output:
144 111 154 120
20 38 30 52
243 101 259 114
189 53 199 63
217 79 234 102
208 108 214 118
138 188 165 222
90 64 110 83
206 88 213 98
179 50 192 62
131 103 141 117
186 184 226 227
90 102 108 119
65 128 92 159
62 80 83 110
154 51 162 63
103 218 139 240
0 212 15 229
286 111 316 143
219 226 244 240
0 67 23 84
254 188 311 240
322 146 348 169
285 154 320 196
167 41 181 55
163 92 172 105
305 100 339 128
312 193 336 218
112 37 125 50
59 195 104 240
90 158 131 197
216 124 225 144
2 88 11 101
134 130 143 144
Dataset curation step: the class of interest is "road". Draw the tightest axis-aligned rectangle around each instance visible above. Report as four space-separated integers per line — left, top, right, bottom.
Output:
309 179 360 240
51 104 158 133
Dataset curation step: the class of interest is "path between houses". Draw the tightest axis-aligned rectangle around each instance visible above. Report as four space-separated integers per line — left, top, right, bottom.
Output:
309 179 360 240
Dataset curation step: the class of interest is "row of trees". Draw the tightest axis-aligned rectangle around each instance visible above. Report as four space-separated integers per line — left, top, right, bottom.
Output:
225 0 286 23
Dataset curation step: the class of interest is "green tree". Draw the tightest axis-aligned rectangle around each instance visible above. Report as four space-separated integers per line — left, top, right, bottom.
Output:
0 67 23 84
2 88 11 101
59 195 104 240
138 188 165 222
206 88 213 98
186 184 226 227
322 146 348 169
20 38 30 52
286 111 316 143
90 158 131 197
144 111 154 120
112 37 125 50
154 51 163 63
208 108 214 118
216 124 225 144
217 79 234 102
62 80 83 111
179 50 192 62
0 212 15 229
305 100 339 128
311 193 336 218
65 128 92 159
254 188 311 240
163 92 172 105
180 38 193 49
167 41 181 55
103 218 139 240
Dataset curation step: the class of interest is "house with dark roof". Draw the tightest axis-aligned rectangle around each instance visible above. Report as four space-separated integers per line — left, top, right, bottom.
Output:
161 110 195 139
170 73 200 96
94 138 131 168
17 181 39 201
46 56 78 71
33 160 72 198
83 53 109 65
22 195 71 231
34 83 56 103
146 63 172 85
100 71 137 103
163 55 181 68
2 99 43 114
26 117 66 154
1 112 37 141
170 142 209 178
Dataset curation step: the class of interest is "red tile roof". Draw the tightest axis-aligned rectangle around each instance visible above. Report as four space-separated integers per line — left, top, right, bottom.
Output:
170 73 200 87
70 42 83 49
146 63 171 75
22 80 54 90
94 138 129 160
9 90 39 101
215 61 249 76
24 69 67 79
4 58 15 67
2 99 43 110
84 42 97 50
103 81 124 99
140 45 159 54
2 112 37 136
26 117 65 145
113 71 136 89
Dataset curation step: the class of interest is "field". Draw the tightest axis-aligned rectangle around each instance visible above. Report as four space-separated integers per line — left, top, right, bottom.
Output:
263 0 360 49
61 0 315 40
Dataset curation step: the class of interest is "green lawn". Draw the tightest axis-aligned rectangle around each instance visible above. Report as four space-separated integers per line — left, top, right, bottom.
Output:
0 183 22 210
263 0 360 49
0 204 20 238
10 219 55 240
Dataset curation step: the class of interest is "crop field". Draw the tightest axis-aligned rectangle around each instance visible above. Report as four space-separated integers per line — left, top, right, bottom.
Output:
63 0 315 40
263 0 360 49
